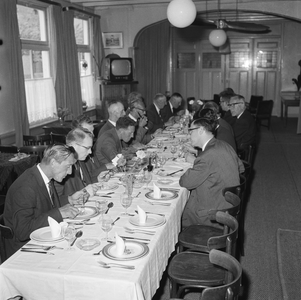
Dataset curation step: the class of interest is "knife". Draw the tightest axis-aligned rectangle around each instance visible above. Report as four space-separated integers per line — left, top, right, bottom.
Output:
119 236 151 242
166 169 183 176
21 249 54 255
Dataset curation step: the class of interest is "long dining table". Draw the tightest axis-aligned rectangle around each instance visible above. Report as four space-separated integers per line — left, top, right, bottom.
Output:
0 128 192 300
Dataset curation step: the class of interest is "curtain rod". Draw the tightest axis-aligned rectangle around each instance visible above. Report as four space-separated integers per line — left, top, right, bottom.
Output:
63 6 100 19
37 0 62 6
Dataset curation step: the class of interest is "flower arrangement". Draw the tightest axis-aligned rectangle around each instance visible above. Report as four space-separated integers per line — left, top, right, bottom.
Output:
54 107 72 121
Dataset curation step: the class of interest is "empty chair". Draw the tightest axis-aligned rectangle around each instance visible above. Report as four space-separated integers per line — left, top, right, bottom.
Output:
247 95 263 115
178 192 240 253
255 100 274 129
237 143 256 167
0 213 14 262
19 145 47 163
0 145 18 153
168 212 239 298
23 134 51 146
50 132 66 144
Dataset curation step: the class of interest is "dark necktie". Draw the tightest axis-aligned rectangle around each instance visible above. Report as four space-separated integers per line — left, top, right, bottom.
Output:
76 161 87 187
48 180 60 208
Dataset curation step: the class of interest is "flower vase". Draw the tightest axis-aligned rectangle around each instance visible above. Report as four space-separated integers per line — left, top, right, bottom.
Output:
59 117 64 125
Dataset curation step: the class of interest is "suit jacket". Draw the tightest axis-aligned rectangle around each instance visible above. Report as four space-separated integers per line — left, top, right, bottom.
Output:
146 103 165 134
217 118 237 152
94 128 122 164
222 110 236 126
232 110 256 150
160 102 175 123
3 165 67 257
179 138 244 228
97 120 115 138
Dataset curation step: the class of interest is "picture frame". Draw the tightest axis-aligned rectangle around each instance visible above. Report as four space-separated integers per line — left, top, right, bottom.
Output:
102 32 123 49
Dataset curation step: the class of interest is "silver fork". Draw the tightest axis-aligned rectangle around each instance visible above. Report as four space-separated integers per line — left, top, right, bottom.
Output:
23 245 63 251
124 227 155 235
144 200 171 206
98 261 135 270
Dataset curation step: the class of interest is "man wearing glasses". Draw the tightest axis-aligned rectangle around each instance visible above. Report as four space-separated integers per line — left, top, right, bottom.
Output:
180 118 244 228
228 94 256 151
3 144 85 257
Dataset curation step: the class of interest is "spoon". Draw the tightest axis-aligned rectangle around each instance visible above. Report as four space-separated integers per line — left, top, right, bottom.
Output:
70 230 83 246
111 217 120 225
105 202 114 214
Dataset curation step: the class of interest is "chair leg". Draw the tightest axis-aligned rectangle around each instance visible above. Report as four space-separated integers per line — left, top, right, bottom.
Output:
170 279 178 298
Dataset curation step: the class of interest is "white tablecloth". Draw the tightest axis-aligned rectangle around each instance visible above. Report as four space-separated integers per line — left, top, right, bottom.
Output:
0 154 191 300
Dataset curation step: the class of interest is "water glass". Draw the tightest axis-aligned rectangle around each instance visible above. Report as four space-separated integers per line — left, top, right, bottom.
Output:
156 140 163 149
96 199 108 220
63 225 76 251
170 145 177 158
120 194 133 216
100 215 113 241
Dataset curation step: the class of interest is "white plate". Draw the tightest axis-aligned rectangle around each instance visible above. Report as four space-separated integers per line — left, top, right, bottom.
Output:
66 206 99 221
102 241 149 261
129 214 165 227
157 179 174 185
145 190 178 200
96 183 119 192
30 227 64 243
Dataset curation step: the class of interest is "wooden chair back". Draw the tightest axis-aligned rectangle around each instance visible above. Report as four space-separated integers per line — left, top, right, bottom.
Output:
50 132 66 144
248 95 263 114
19 145 47 163
23 134 51 146
0 214 14 262
255 100 274 129
200 249 242 300
0 145 18 153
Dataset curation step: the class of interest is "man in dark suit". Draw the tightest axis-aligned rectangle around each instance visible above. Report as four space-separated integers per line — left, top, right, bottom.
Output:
94 116 136 165
220 89 236 126
228 94 256 151
3 144 86 257
146 93 167 134
160 92 184 123
97 100 125 138
180 118 244 228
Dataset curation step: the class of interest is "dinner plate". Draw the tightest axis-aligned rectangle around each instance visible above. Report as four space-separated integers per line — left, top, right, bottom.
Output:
96 183 119 192
145 190 178 201
129 214 165 227
157 178 174 185
67 206 99 221
102 241 149 261
30 227 64 243
76 238 100 251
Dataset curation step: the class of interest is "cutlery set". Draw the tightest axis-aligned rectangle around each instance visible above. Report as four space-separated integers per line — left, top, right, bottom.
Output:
144 200 171 206
98 261 135 270
124 227 155 236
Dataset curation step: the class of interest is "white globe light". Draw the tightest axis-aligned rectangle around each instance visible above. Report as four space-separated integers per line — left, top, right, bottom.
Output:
209 29 227 47
167 0 197 28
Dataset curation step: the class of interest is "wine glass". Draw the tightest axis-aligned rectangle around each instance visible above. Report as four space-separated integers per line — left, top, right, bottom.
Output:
96 199 108 220
143 171 152 189
170 145 177 159
63 225 76 251
120 194 133 216
156 140 163 149
101 215 113 241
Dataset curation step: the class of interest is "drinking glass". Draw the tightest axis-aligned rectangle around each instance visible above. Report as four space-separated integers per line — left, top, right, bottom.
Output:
156 140 163 149
63 225 76 251
143 171 152 188
170 145 177 159
125 174 134 197
101 215 113 241
96 199 108 220
120 194 133 216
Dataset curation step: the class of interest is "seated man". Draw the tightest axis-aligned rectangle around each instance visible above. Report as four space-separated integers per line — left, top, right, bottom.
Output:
3 144 85 257
97 99 125 138
160 92 185 123
94 116 136 165
220 89 236 126
180 118 244 229
146 93 167 134
228 94 257 151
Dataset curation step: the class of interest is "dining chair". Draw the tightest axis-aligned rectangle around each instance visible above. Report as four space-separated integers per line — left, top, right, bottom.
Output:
23 134 51 146
178 192 240 253
19 145 47 163
168 212 239 298
255 100 274 129
0 145 18 153
247 95 263 115
168 249 242 300
0 213 14 263
237 143 256 168
50 132 66 144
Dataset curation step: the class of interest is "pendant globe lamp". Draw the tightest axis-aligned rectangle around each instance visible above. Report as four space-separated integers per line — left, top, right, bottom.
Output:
209 20 227 47
167 0 197 28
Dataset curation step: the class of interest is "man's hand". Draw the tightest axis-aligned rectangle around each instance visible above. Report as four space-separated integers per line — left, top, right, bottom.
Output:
153 128 163 136
185 152 196 164
84 184 98 197
105 163 115 170
138 116 148 127
183 143 198 155
177 110 185 116
59 204 79 219
68 190 86 206
117 156 126 167
97 170 111 182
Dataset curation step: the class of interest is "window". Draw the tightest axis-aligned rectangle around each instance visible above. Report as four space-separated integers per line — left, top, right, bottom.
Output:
17 4 56 124
74 17 95 108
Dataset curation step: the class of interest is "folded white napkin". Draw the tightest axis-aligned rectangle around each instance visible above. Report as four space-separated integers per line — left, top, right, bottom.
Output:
137 205 147 224
48 217 61 238
112 154 122 166
115 233 125 256
153 182 162 199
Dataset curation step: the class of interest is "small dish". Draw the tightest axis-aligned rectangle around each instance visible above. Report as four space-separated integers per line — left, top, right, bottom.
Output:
157 178 174 185
76 238 100 251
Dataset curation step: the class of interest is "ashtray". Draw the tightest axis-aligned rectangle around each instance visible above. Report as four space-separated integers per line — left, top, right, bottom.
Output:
76 238 100 251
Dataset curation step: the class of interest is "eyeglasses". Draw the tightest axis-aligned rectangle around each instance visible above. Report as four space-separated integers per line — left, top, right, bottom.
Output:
134 107 146 112
75 143 92 150
228 102 243 108
188 127 199 133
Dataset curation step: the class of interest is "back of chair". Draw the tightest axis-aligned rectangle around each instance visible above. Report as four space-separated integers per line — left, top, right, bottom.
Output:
200 249 242 300
0 214 14 262
241 160 251 182
23 134 51 146
0 145 18 153
207 212 239 255
50 132 66 144
249 95 263 113
256 100 274 116
222 174 246 202
19 145 47 163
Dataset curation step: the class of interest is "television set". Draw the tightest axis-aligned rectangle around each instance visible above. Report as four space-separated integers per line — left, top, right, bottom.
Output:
102 57 133 82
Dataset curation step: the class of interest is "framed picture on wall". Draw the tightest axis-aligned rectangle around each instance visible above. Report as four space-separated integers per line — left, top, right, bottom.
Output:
102 32 123 49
